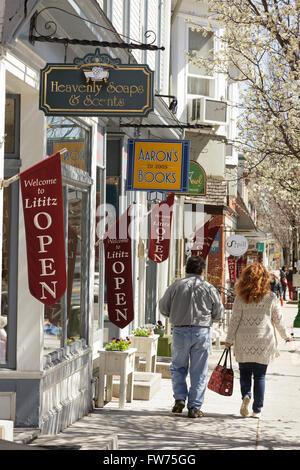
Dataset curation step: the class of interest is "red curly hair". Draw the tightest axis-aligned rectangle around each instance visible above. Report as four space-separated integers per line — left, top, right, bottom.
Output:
235 263 271 303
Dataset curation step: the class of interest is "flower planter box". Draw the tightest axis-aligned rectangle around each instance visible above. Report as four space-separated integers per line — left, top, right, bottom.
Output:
97 347 137 409
129 334 159 372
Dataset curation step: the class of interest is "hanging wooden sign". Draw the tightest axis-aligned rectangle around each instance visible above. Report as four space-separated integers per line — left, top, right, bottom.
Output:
39 50 154 117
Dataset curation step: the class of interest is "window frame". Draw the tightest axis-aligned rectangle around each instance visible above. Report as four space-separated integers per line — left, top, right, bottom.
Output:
4 94 20 159
187 26 216 99
60 166 92 348
1 93 21 369
43 117 92 356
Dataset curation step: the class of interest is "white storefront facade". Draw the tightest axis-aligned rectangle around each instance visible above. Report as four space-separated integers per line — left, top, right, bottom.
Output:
0 0 180 433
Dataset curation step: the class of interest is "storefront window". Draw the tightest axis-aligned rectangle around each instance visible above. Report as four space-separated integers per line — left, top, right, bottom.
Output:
44 185 89 352
0 187 10 364
47 116 90 172
44 118 91 354
94 168 101 331
5 97 16 154
1 94 20 368
67 188 83 342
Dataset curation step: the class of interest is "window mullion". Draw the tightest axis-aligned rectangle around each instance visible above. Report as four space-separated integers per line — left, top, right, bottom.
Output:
61 184 69 349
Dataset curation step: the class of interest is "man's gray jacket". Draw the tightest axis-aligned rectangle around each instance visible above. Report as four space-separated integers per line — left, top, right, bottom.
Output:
159 274 224 327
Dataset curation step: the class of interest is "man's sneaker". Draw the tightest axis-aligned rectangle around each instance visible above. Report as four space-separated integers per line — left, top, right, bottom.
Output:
251 412 261 419
172 399 185 413
240 396 251 417
188 407 204 418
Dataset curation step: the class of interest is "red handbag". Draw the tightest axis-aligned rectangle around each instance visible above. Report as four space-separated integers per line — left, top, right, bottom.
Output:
208 348 234 396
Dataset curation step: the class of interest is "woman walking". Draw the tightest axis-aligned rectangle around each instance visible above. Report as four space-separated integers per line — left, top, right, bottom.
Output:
270 273 282 299
280 266 288 301
224 264 293 419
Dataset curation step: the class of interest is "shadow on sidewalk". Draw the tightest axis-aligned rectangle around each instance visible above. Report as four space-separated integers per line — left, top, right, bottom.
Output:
86 407 259 450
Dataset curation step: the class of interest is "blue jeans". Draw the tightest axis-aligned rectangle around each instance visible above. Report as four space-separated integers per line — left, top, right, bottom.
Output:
239 362 268 413
170 326 211 410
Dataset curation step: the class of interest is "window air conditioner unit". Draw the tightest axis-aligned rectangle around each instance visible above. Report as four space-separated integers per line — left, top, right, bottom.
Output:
191 97 228 125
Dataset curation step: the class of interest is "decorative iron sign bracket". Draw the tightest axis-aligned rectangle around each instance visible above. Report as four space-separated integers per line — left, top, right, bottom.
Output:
119 123 212 130
29 8 165 52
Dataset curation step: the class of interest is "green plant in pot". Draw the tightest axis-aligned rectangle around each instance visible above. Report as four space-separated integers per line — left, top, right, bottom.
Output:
153 320 165 337
132 326 152 337
105 337 131 351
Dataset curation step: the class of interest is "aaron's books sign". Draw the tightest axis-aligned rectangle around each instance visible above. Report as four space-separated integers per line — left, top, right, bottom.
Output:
39 50 154 117
126 139 190 192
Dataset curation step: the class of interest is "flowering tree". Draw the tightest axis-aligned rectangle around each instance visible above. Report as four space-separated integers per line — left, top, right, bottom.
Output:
187 0 300 261
249 182 300 264
187 0 300 203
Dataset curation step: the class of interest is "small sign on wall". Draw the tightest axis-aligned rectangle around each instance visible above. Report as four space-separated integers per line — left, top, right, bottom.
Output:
187 161 206 195
225 235 248 257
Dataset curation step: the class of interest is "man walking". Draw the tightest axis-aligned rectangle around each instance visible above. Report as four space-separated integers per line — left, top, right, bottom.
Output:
159 256 224 418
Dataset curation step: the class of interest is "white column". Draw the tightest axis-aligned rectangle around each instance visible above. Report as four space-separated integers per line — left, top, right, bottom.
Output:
137 191 147 327
17 92 46 372
0 58 5 314
157 260 168 321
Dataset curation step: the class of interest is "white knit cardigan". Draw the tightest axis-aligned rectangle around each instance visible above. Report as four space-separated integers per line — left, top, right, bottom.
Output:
225 293 289 365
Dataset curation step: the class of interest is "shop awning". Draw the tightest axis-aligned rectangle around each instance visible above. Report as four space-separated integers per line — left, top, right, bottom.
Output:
235 193 257 232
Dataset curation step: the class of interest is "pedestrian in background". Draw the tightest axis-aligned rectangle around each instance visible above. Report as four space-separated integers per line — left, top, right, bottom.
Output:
270 273 282 299
280 266 288 301
224 263 293 419
159 256 224 418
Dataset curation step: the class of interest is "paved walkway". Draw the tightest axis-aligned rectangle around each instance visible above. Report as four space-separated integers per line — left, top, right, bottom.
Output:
29 302 300 451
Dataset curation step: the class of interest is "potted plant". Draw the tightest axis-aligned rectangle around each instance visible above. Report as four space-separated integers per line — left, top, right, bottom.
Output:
130 326 160 372
104 336 131 351
132 326 152 337
153 320 165 337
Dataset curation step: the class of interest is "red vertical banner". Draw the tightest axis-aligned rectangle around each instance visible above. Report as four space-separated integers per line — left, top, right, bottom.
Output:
237 255 247 278
191 216 220 260
20 152 67 306
228 255 237 283
103 207 134 329
148 193 175 263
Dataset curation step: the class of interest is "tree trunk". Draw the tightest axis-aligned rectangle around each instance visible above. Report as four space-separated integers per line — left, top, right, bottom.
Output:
282 246 290 266
292 226 299 267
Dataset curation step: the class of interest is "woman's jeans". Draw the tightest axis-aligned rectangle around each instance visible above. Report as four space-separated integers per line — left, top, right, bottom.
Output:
170 326 211 410
239 362 268 413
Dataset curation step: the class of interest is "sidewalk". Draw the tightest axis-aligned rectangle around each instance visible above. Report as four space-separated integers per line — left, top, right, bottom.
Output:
28 302 300 451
